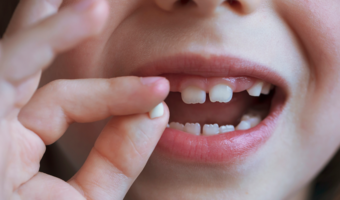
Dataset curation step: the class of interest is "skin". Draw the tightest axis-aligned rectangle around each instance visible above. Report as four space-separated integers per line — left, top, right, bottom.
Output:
1 0 340 199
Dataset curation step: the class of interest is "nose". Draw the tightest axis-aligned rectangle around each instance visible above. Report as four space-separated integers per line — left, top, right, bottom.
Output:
154 0 262 15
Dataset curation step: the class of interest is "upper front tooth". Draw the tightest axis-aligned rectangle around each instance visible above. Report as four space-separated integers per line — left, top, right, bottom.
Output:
170 122 185 131
247 81 264 97
203 124 219 136
261 83 271 95
181 86 206 104
236 120 251 130
184 123 201 135
219 125 235 133
209 84 233 103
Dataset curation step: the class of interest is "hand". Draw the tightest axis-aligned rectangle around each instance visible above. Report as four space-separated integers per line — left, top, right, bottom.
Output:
0 0 170 199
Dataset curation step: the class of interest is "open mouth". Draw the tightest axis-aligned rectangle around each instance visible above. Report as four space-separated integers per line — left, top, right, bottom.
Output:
133 54 288 163
165 74 273 135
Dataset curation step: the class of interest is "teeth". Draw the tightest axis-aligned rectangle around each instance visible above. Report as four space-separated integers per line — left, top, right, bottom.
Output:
184 123 201 135
169 122 185 131
236 120 251 130
169 108 264 135
241 115 261 128
219 125 235 133
169 116 260 135
247 81 264 97
202 124 219 136
149 103 164 119
261 83 271 95
209 84 233 103
181 86 206 104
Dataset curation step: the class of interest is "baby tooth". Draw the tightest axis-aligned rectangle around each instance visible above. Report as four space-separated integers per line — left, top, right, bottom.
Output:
236 121 251 130
261 83 271 95
209 84 233 103
242 114 261 128
219 125 235 133
149 103 164 119
170 122 185 131
167 124 170 128
184 123 201 135
247 81 264 97
241 114 251 121
249 116 261 128
203 124 219 136
181 86 206 104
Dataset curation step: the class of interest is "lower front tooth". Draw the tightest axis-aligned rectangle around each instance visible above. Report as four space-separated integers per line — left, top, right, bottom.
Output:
236 121 251 130
184 123 201 135
203 124 219 136
219 125 235 133
170 122 185 131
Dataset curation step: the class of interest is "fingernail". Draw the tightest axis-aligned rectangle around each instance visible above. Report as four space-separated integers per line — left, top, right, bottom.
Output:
73 0 95 11
149 103 164 119
140 77 163 86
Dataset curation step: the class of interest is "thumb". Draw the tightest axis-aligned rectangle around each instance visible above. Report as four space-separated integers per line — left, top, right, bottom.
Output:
68 102 169 200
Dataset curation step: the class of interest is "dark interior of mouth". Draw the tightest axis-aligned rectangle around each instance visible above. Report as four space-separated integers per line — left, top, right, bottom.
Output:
165 89 275 127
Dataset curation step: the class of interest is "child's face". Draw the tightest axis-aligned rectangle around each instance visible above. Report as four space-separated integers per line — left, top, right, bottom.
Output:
42 0 340 199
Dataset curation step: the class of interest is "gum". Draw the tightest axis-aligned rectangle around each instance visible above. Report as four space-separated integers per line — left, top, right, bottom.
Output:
163 74 258 93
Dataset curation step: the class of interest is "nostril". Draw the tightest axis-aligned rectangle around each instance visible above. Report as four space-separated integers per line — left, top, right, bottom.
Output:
175 0 197 8
179 0 191 5
227 0 240 6
155 0 197 12
225 0 243 14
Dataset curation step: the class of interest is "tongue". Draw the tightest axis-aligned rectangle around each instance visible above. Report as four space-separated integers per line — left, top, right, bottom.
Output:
165 91 259 126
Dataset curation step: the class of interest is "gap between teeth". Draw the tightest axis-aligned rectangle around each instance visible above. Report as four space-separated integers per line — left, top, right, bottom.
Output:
168 113 262 136
181 81 273 104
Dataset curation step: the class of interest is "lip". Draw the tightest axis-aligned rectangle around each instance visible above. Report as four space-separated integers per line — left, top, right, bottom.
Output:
132 53 288 163
132 53 288 92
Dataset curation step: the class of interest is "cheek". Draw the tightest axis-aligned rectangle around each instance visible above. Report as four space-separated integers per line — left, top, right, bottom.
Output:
276 0 340 168
275 0 340 78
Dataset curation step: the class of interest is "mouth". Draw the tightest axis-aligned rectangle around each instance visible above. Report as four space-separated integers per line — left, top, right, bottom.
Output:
133 54 288 163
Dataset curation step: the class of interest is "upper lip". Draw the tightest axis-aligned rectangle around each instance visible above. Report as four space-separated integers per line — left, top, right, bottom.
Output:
131 53 289 94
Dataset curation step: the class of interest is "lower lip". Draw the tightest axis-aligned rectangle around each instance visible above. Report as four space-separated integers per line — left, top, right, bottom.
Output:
155 91 284 163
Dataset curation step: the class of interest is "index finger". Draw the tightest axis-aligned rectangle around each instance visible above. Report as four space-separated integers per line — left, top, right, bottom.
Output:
18 77 170 144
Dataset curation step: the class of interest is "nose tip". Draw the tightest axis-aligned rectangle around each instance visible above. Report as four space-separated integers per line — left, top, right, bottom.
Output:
154 0 262 15
238 0 262 13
